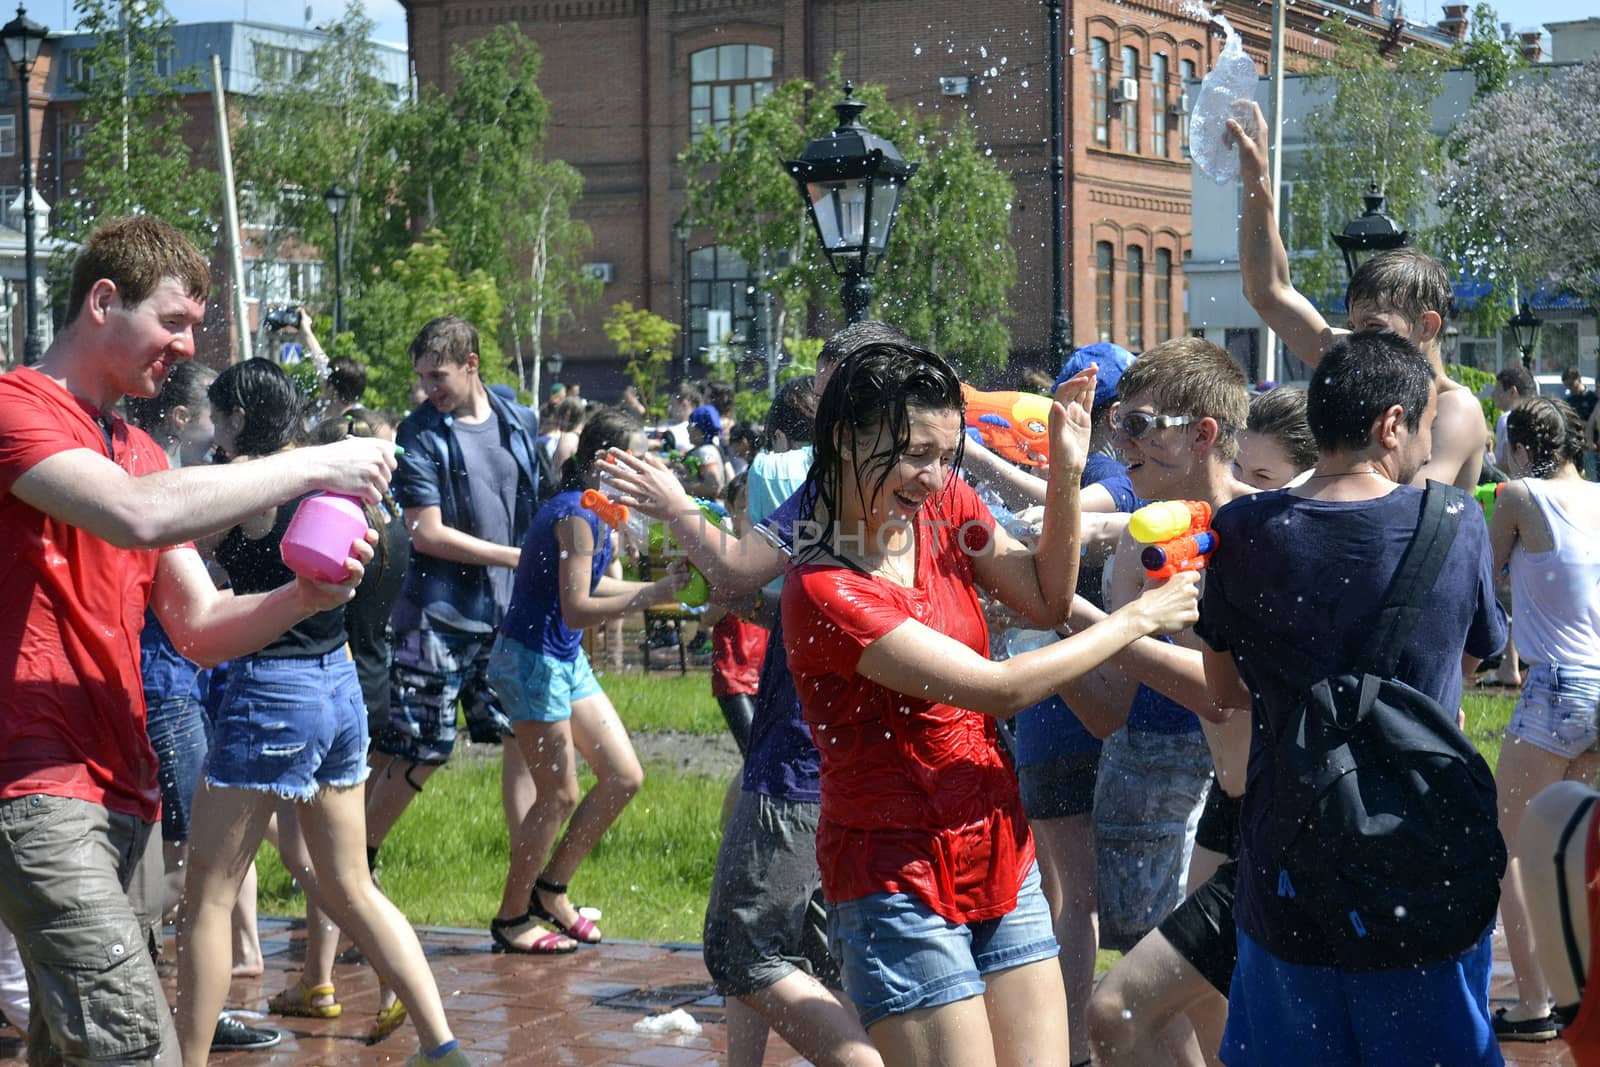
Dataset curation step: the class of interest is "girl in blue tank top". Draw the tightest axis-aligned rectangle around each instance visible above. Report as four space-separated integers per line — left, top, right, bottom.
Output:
485 408 684 953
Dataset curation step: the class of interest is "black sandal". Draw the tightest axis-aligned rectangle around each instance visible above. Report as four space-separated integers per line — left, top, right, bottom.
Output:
529 878 602 944
489 913 577 955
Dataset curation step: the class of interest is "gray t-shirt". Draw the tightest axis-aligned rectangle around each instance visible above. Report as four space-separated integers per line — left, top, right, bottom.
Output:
452 409 520 611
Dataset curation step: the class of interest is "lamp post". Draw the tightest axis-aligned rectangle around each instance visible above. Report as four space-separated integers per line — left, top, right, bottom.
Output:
322 183 348 334
1508 304 1542 370
674 216 692 381
1045 0 1070 365
1331 181 1411 282
786 84 918 324
2 4 47 365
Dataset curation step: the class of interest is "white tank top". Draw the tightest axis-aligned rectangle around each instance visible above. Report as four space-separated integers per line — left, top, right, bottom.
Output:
1508 478 1600 667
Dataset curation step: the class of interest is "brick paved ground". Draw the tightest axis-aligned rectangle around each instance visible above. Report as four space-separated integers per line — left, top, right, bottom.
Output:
0 917 1582 1065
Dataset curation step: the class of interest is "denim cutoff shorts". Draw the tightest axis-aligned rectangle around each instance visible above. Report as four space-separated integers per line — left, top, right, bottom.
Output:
826 862 1058 1029
1507 663 1600 761
486 635 601 724
143 694 210 842
206 651 369 799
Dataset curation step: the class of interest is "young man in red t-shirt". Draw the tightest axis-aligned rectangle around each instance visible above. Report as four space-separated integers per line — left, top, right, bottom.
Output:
0 216 396 1066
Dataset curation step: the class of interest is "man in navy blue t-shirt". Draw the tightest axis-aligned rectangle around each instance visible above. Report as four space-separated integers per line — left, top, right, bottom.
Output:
1197 331 1507 1066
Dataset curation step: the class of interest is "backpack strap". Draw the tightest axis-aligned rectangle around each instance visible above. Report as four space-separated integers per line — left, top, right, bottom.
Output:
1355 481 1465 678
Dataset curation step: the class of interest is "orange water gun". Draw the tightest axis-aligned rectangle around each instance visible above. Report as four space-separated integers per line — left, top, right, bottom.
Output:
1129 500 1218 580
580 488 630 530
961 383 1054 468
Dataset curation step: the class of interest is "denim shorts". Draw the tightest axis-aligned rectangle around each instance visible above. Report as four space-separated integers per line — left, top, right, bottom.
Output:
206 652 369 800
143 694 209 842
1018 748 1102 820
376 626 511 764
486 635 601 724
1093 726 1213 951
1507 663 1600 761
826 862 1059 1030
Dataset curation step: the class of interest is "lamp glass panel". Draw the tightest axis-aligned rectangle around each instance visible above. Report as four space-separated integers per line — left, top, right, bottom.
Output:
807 179 868 251
3 36 25 68
866 176 901 253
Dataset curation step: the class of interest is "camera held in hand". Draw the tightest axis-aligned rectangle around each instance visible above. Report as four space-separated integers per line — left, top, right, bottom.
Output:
262 305 302 332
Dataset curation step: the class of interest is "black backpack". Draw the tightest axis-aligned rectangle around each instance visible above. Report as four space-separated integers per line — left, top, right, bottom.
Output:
1255 482 1506 971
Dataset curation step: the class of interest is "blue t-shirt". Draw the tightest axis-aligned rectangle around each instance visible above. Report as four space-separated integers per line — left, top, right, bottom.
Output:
500 489 614 661
1084 452 1138 514
743 484 820 803
1195 485 1507 966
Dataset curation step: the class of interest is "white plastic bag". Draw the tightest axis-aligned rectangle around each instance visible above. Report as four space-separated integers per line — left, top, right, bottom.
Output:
632 1008 704 1036
1189 16 1260 185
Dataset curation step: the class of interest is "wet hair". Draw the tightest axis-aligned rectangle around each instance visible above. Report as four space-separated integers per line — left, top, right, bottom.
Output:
326 357 368 407
1345 247 1453 326
817 320 911 370
307 406 399 549
208 358 306 458
725 470 750 514
560 406 640 491
706 380 735 417
729 422 762 456
409 316 478 368
549 397 586 434
673 382 705 409
125 359 216 436
1506 396 1583 478
764 376 819 448
804 339 964 538
1496 365 1535 397
66 216 211 326
1246 387 1319 472
1305 330 1433 452
1115 336 1249 461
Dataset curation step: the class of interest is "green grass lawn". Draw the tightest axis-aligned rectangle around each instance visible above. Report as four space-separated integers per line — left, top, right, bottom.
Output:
258 676 1520 948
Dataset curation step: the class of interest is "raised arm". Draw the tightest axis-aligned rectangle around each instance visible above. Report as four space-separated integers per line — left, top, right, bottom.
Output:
1228 101 1345 368
9 436 395 551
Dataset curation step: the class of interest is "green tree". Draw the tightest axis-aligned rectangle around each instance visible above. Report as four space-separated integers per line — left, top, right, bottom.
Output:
1284 18 1446 306
54 0 219 271
1454 4 1523 99
605 302 680 419
682 56 1017 378
349 233 508 411
233 0 409 325
506 159 602 396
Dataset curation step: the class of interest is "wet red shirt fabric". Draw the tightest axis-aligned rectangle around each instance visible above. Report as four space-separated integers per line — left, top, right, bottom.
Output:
0 366 175 822
711 612 768 698
782 476 1034 924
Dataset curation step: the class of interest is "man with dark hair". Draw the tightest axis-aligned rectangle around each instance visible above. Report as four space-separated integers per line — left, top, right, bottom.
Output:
364 316 550 905
0 215 393 1065
1230 103 1484 493
1494 364 1537 471
1197 330 1506 1065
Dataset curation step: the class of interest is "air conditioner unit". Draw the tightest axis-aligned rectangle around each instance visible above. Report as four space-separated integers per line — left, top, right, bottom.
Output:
582 261 614 283
1171 89 1191 115
1112 77 1139 105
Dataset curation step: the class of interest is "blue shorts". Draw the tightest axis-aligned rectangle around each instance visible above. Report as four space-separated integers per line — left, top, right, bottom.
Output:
206 652 370 800
1221 929 1501 1067
143 694 209 842
486 635 602 724
826 862 1059 1029
1507 663 1600 760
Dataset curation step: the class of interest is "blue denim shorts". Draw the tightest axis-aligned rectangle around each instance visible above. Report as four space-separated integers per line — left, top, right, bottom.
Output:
826 862 1058 1029
143 694 209 842
1093 725 1213 951
1507 663 1600 761
486 635 601 724
206 652 369 800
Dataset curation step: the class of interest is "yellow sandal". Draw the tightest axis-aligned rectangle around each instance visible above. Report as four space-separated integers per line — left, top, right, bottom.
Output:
367 991 408 1045
267 980 342 1019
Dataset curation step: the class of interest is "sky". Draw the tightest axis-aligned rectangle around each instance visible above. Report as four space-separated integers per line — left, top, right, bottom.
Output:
42 0 1596 45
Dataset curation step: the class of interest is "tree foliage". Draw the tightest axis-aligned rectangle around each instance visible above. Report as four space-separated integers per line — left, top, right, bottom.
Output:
682 56 1017 377
1453 3 1523 98
1285 17 1446 305
54 0 219 275
605 302 680 419
1437 57 1600 334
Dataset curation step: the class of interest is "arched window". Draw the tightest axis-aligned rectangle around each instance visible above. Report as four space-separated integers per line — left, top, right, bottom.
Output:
1151 54 1169 158
1126 245 1145 351
1120 46 1140 153
1155 248 1174 343
1095 242 1115 343
688 245 761 365
1090 39 1110 147
1180 59 1196 158
690 45 774 137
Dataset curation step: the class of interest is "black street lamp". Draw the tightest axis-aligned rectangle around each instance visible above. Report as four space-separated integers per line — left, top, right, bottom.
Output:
786 84 918 324
674 216 692 381
1508 304 1542 369
544 350 564 388
1331 181 1410 282
1046 0 1070 365
2 4 48 364
322 183 348 334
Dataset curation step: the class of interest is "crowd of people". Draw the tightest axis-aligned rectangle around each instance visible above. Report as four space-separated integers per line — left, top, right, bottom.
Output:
1 116 1599 1067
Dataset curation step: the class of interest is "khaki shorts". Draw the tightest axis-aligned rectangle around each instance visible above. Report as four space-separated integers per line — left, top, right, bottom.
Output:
0 794 176 1064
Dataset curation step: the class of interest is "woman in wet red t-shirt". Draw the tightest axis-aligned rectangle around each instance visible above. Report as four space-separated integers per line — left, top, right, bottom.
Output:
782 340 1199 1065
